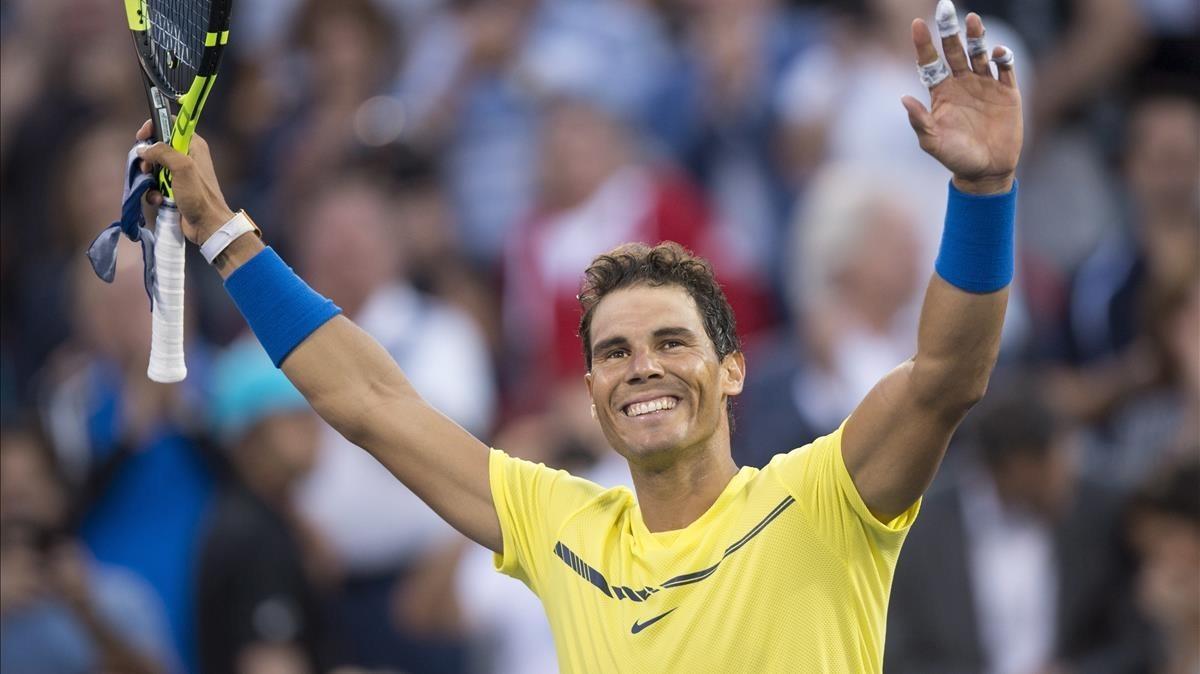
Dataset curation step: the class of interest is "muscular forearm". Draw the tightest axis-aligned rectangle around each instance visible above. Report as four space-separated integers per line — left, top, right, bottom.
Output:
214 234 430 447
910 274 1008 413
212 233 500 550
910 178 1014 412
281 315 422 443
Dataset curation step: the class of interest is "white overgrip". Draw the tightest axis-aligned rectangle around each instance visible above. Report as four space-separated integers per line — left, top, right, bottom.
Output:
147 201 187 382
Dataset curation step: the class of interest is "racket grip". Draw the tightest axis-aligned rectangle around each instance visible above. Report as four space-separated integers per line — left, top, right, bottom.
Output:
148 202 187 382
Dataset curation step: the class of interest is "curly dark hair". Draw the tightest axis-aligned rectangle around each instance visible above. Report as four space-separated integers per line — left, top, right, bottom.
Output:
577 242 741 371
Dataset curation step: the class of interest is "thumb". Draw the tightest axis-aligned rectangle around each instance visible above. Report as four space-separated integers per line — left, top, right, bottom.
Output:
136 142 192 174
901 95 934 136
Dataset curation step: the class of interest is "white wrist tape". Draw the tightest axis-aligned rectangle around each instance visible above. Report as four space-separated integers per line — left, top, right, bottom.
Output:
200 211 260 264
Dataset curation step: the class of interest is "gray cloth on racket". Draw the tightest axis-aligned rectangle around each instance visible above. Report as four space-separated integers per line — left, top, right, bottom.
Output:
87 142 158 308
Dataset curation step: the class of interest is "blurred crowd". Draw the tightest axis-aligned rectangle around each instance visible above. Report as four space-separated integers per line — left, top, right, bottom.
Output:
0 0 1196 672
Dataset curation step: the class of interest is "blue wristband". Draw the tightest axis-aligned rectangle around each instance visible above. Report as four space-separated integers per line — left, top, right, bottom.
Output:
224 247 341 367
934 180 1017 293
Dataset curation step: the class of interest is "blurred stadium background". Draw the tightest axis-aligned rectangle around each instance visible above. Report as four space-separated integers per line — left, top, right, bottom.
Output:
0 0 1197 672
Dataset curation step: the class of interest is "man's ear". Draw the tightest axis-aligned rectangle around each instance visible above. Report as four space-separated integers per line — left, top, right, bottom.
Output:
585 371 593 398
720 352 746 397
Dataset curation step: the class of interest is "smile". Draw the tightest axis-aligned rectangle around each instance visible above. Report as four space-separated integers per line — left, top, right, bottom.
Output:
623 396 678 417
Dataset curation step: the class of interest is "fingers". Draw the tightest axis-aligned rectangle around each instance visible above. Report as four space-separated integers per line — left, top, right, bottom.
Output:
912 19 939 64
992 45 1016 87
186 134 213 168
965 13 990 76
137 119 154 141
913 20 950 89
935 0 968 75
137 142 192 174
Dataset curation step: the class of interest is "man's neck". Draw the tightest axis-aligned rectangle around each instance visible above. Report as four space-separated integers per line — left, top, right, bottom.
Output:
631 443 739 534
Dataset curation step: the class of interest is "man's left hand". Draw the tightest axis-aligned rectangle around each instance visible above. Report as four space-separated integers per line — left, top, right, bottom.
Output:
902 4 1023 194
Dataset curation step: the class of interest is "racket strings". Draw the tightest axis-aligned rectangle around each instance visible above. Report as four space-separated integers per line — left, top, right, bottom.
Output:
147 0 212 96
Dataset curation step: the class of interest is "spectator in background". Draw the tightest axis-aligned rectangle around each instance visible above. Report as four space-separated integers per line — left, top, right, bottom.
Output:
396 0 670 267
775 0 1031 258
962 0 1145 132
649 0 820 286
197 339 329 674
504 94 773 414
1 427 178 674
887 376 1141 674
251 0 399 236
1 2 144 415
387 149 504 354
291 174 494 670
1064 278 1200 490
1050 86 1200 487
1061 84 1200 365
733 164 924 467
394 0 540 265
38 242 215 671
0 0 142 221
2 120 134 417
1126 459 1200 674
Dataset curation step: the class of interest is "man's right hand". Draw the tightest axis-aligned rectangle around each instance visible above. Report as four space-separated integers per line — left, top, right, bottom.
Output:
135 120 235 245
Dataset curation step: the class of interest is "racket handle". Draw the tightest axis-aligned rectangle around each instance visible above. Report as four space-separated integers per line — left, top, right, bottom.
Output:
148 202 187 382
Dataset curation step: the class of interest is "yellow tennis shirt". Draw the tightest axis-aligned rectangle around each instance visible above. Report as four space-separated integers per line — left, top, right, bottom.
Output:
489 423 921 673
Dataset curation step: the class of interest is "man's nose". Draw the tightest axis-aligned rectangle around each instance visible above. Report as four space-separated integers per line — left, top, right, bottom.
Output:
626 348 664 383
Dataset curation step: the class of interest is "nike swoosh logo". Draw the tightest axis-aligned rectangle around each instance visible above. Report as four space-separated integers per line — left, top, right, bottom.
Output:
631 608 677 634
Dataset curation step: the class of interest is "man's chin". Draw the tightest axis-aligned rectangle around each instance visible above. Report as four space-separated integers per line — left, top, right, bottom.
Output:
615 432 690 468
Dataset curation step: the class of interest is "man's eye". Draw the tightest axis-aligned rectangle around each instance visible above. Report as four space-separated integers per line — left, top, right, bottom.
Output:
663 340 683 349
606 349 628 360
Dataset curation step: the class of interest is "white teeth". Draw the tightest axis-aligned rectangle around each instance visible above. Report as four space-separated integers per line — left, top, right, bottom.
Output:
624 397 677 417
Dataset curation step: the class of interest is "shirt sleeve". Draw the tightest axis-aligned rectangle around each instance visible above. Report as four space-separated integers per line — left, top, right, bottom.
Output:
766 421 920 564
488 448 606 594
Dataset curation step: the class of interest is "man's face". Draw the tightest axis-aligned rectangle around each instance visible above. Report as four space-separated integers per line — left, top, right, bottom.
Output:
585 284 744 469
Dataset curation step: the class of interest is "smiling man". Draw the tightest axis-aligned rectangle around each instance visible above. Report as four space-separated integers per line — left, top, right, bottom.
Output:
134 3 1022 671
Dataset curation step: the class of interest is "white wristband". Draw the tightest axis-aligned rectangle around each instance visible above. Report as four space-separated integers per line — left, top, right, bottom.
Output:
200 211 259 265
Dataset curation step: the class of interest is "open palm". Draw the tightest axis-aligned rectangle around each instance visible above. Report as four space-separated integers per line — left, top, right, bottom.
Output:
901 12 1023 192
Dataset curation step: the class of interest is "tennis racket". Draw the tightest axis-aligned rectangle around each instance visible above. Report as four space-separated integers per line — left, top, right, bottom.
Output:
124 0 232 382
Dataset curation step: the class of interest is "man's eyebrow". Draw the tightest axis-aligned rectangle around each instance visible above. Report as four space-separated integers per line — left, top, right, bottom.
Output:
591 335 629 355
653 327 698 340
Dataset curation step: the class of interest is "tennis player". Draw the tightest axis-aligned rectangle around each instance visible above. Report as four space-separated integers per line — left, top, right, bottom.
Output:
136 5 1021 671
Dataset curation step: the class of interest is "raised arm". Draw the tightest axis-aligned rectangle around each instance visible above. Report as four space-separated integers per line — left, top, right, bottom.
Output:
136 127 501 553
842 6 1023 522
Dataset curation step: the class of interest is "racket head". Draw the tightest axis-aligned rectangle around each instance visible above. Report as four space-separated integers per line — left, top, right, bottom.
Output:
124 0 232 165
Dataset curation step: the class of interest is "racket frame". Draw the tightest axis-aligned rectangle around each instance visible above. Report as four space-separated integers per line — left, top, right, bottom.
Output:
123 0 232 382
